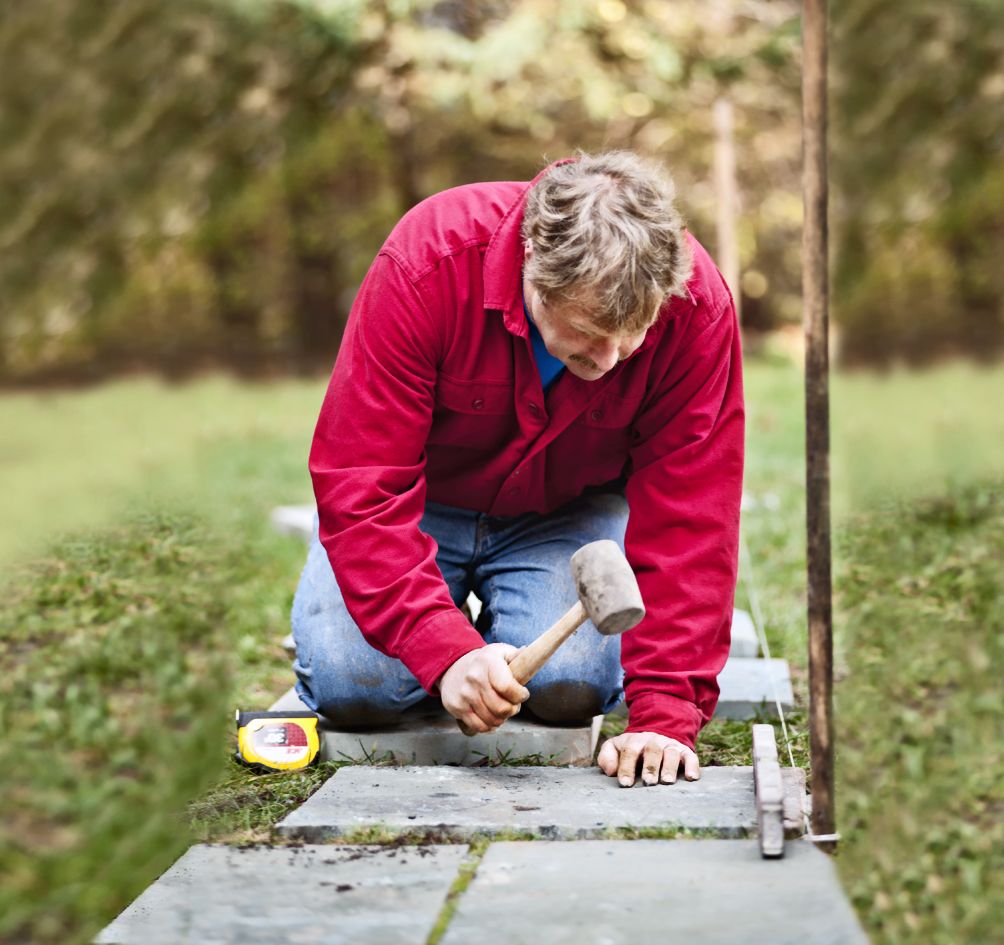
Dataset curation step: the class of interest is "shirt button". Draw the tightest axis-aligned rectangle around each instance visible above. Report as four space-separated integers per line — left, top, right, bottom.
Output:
472 398 485 410
590 409 603 421
513 469 521 477
528 403 541 415
508 487 521 497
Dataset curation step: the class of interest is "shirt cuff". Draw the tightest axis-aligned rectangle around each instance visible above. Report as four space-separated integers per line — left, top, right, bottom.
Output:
625 691 704 750
396 609 486 694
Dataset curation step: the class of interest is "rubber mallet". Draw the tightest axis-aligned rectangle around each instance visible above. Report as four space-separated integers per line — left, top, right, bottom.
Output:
458 539 645 735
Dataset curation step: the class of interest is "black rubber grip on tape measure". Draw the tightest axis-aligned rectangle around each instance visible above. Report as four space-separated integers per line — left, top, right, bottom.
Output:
236 710 318 727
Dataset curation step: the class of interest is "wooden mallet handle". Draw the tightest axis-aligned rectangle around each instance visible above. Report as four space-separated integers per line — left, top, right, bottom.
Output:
507 600 587 684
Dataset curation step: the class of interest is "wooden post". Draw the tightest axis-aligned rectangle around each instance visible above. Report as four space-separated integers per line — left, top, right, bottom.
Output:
713 98 741 324
802 0 836 853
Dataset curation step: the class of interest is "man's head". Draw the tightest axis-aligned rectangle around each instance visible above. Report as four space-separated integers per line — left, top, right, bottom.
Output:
521 150 691 380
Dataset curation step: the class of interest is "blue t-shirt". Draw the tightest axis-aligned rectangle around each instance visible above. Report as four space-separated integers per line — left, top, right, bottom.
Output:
523 293 565 391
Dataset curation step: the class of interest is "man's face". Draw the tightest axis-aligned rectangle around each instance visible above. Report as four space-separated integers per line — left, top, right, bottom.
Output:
523 277 650 381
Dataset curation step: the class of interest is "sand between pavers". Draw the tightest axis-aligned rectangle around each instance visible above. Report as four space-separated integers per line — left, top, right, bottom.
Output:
276 765 804 840
441 840 869 945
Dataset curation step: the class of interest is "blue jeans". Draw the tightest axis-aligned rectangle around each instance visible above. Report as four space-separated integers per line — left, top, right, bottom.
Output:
291 492 628 727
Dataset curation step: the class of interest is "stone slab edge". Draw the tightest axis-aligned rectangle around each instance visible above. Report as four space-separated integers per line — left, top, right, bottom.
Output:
267 686 601 766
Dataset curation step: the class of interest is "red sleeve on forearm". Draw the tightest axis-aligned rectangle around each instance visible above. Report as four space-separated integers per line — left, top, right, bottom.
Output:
309 252 484 693
622 294 744 750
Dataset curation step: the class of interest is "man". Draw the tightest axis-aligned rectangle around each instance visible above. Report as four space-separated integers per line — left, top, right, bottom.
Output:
291 151 743 788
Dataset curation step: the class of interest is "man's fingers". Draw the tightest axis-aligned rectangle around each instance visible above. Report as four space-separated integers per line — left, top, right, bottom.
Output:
594 734 700 787
459 706 493 733
486 656 530 706
683 747 701 781
641 741 663 786
616 740 642 787
598 739 622 775
660 746 682 784
466 698 502 732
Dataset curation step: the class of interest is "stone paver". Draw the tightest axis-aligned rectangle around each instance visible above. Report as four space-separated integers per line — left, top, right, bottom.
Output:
269 686 601 766
441 840 868 945
716 657 794 718
276 765 805 841
95 843 468 945
270 504 315 540
729 607 760 657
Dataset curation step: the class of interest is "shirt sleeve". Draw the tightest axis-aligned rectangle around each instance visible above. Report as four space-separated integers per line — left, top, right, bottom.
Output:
308 252 486 693
622 292 745 749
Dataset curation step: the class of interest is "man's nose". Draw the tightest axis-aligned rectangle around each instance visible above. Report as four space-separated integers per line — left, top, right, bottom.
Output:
590 339 620 371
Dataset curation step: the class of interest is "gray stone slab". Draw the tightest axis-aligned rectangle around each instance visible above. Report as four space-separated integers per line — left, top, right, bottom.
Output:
270 504 315 541
716 657 794 719
729 607 760 657
269 686 601 766
441 840 868 945
95 843 468 945
276 765 805 841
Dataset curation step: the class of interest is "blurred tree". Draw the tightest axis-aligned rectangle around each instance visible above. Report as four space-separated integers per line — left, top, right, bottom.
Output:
833 0 1004 366
0 0 377 379
0 0 802 383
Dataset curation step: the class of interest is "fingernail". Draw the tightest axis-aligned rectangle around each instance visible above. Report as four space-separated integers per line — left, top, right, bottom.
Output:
618 777 633 788
642 776 656 786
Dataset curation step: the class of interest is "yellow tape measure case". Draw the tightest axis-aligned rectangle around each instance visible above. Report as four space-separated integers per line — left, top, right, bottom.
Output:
235 710 320 773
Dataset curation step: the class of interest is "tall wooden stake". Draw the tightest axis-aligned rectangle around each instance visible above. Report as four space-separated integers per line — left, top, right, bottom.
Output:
802 0 835 852
713 98 741 324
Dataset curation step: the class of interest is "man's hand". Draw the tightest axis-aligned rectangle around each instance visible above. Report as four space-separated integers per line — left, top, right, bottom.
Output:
598 732 700 787
438 644 530 734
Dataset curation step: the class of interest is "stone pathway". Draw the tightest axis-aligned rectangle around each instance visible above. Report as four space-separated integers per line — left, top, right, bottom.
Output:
95 763 867 944
92 505 863 942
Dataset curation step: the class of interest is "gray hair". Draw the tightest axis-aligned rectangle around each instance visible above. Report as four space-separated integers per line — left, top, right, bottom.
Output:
521 151 692 332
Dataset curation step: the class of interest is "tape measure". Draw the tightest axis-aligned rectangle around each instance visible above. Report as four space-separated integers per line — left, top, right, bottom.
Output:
235 710 320 773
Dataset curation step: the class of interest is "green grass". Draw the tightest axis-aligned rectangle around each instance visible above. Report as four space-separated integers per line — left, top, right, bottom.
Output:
0 375 323 566
835 483 1003 944
1 358 1002 943
426 840 490 945
0 377 326 945
188 761 350 845
0 511 233 944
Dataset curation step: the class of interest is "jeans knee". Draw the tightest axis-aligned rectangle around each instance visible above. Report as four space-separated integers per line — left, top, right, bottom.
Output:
295 658 416 729
315 695 407 729
525 680 608 725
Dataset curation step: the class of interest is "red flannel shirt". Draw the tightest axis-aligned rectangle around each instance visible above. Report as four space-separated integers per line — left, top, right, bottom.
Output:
309 162 744 749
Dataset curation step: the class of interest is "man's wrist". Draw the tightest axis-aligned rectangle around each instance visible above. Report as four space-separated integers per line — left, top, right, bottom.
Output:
624 690 703 750
396 609 486 694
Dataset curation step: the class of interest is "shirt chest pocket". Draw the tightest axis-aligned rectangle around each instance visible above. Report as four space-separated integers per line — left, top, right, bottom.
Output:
427 374 517 451
568 393 644 477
